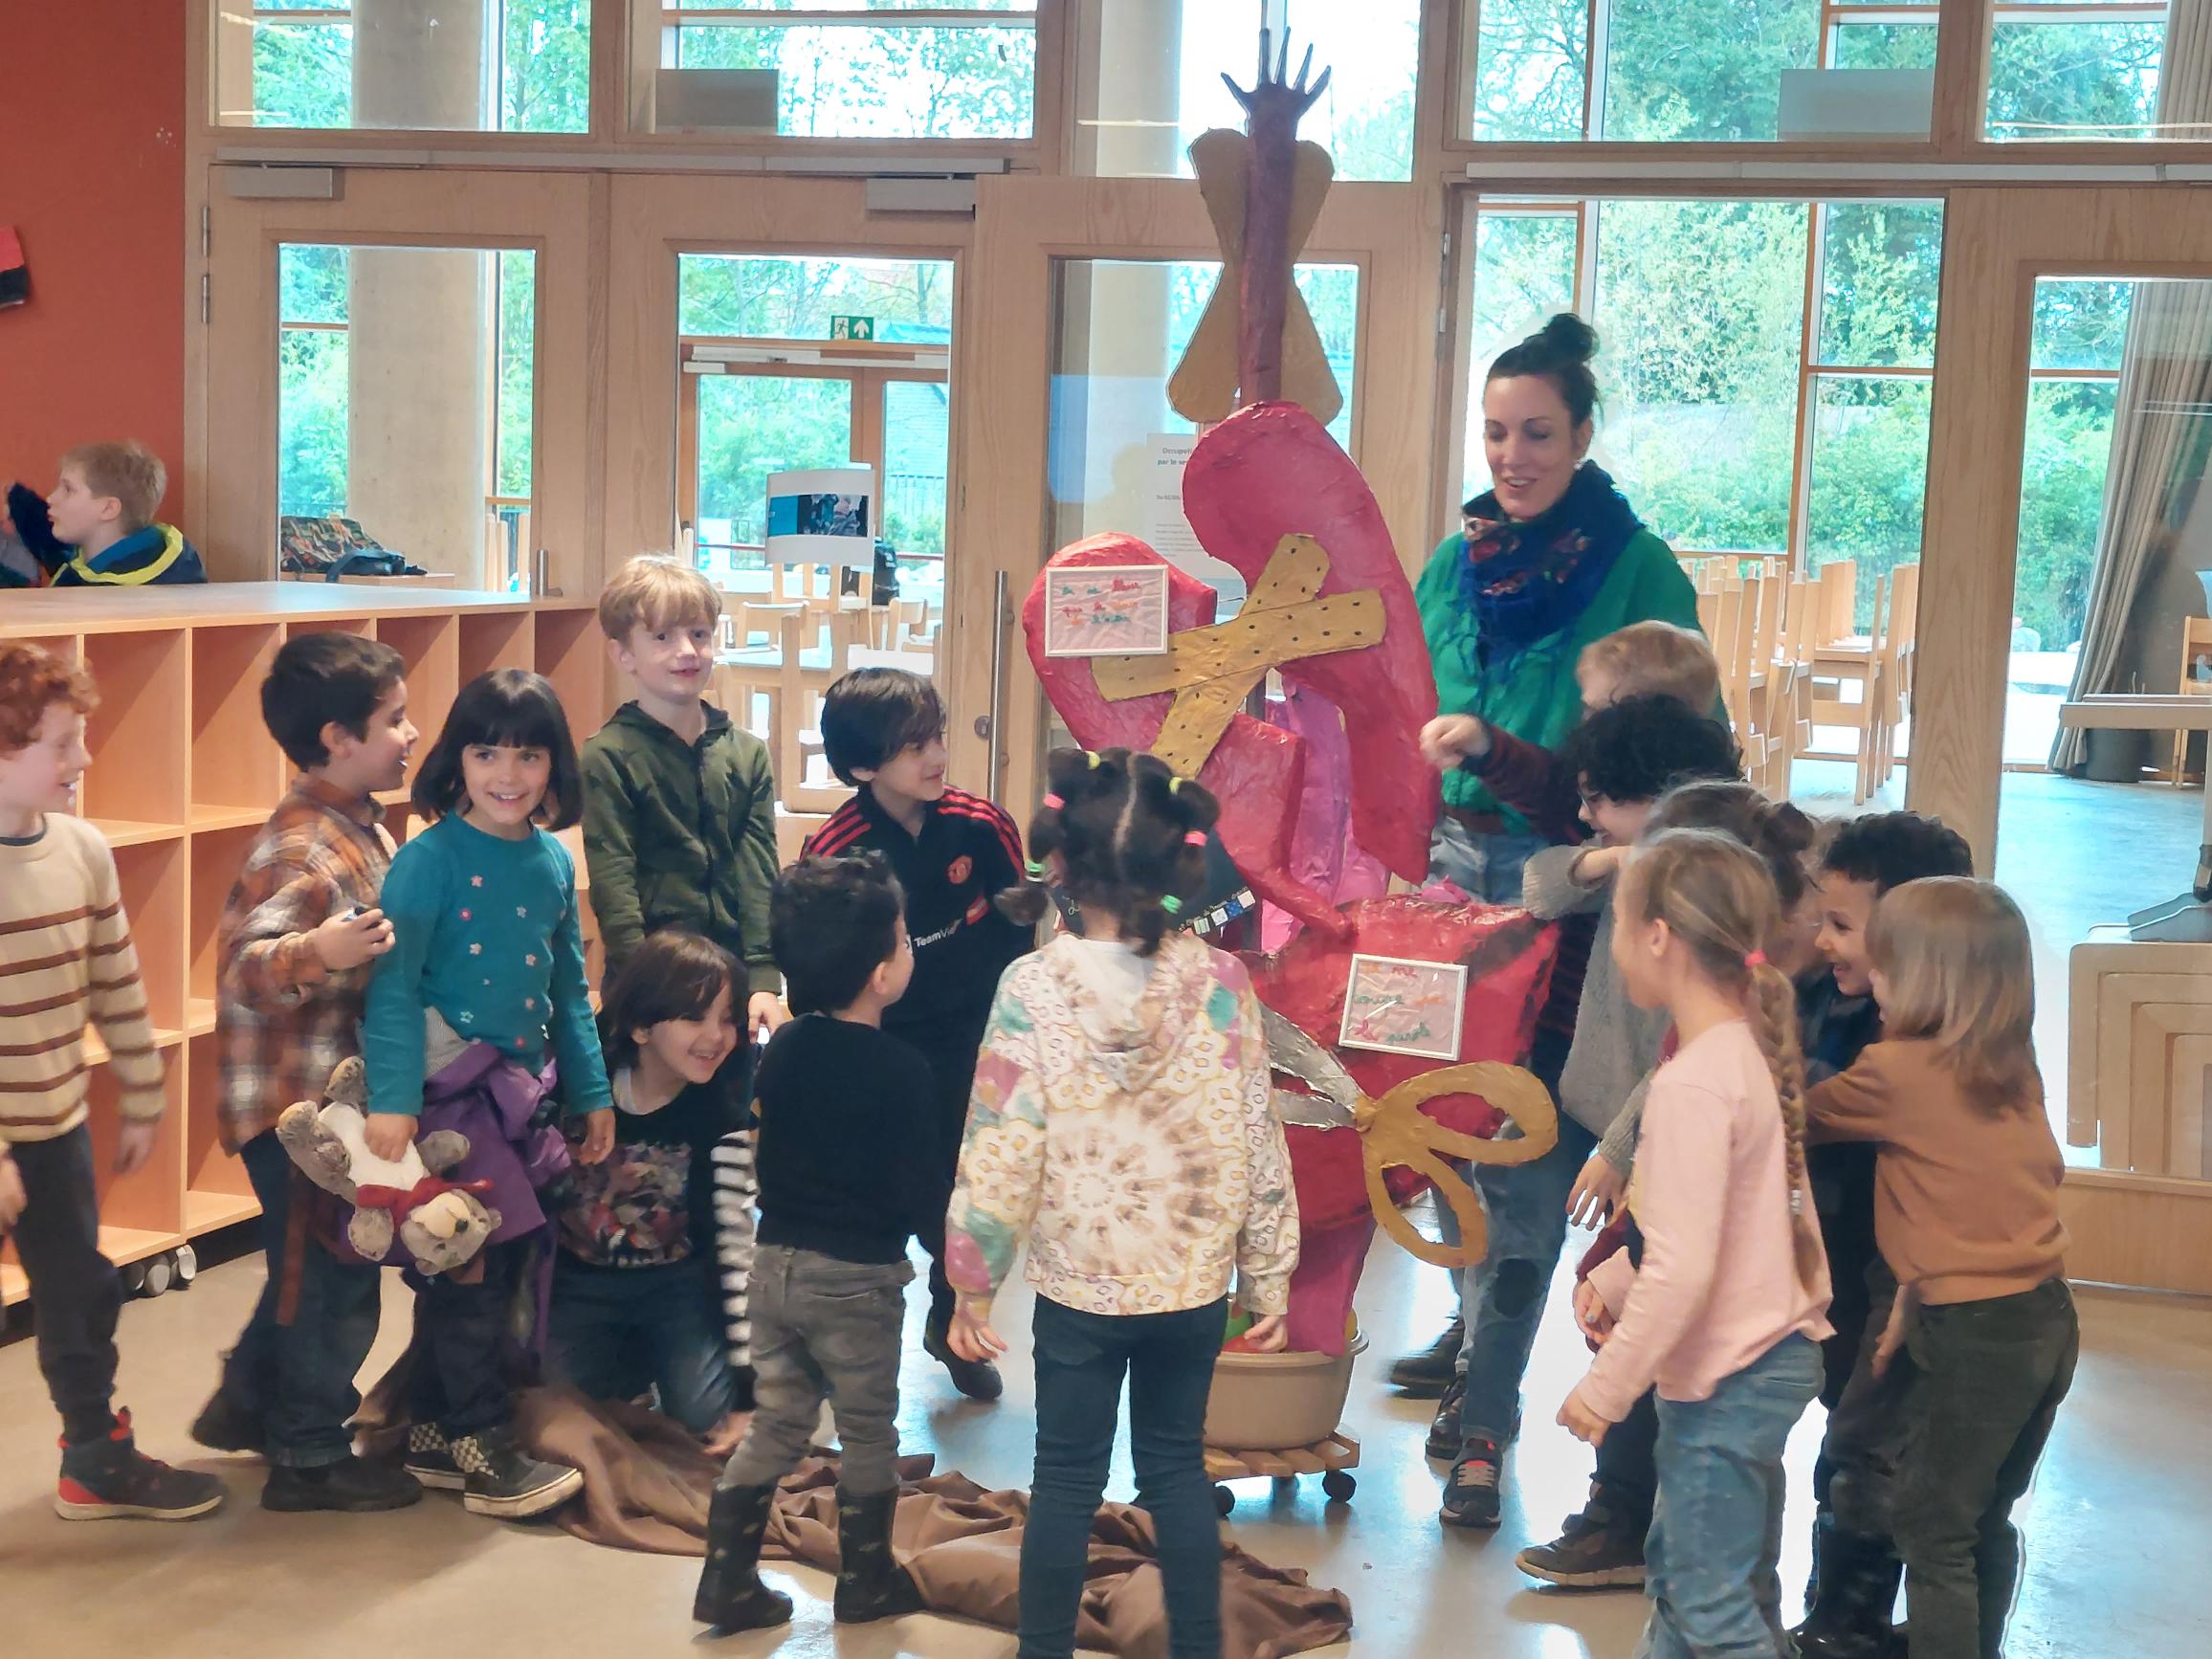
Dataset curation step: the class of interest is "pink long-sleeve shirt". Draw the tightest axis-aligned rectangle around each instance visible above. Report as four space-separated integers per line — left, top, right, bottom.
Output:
1575 1019 1832 1421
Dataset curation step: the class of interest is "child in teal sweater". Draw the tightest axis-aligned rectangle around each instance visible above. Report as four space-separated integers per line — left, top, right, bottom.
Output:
363 669 613 1522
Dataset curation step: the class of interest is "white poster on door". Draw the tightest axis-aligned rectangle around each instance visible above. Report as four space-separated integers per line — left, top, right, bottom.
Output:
1145 431 1243 599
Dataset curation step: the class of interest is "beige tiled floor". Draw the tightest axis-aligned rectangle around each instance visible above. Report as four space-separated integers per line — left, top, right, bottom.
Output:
1 1227 2206 1657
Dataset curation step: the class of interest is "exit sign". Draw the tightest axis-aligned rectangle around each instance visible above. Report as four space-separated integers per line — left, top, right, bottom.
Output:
830 314 876 342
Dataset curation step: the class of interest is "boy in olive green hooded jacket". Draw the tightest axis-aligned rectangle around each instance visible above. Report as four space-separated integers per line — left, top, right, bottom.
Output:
582 559 784 1037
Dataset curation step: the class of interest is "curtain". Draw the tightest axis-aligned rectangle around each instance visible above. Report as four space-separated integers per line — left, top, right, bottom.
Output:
2051 0 2212 769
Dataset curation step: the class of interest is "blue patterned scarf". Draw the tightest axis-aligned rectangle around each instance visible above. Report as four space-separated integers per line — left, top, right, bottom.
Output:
1456 463 1644 667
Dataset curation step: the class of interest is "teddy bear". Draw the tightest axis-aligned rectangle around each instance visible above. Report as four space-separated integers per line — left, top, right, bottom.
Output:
276 1054 501 1276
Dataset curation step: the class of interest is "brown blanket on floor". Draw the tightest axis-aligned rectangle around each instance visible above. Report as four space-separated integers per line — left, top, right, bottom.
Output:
363 1374 1352 1658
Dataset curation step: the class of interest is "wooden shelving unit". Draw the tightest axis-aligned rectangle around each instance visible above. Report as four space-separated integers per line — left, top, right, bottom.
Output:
2 586 608 1306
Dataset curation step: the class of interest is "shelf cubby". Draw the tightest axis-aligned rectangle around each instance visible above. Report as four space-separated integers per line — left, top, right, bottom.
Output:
184 1033 258 1229
1 587 592 1306
533 606 608 732
83 1052 188 1244
280 614 375 641
459 608 536 683
14 632 80 669
79 627 188 830
380 611 461 748
189 623 285 816
188 821 264 1020
113 834 188 1038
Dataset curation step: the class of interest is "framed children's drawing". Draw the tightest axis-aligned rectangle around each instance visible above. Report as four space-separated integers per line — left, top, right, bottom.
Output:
1043 564 1171 657
1338 953 1468 1062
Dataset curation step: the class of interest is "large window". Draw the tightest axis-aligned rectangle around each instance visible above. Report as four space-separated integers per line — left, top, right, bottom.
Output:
276 244 538 585
1075 0 1419 181
216 2 591 131
1467 0 2183 144
644 2 1036 138
1985 1 2178 144
1471 0 1934 143
1459 195 1942 626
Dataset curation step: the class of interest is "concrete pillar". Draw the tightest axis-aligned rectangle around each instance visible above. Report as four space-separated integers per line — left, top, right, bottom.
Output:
353 0 489 131
1081 0 1186 177
344 0 491 578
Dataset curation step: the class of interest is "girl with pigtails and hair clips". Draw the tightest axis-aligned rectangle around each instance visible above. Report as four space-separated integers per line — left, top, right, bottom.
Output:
942 747 1300 1659
1559 828 1834 1659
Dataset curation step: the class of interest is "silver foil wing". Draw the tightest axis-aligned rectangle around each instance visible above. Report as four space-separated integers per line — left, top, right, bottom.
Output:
1262 1006 1359 1130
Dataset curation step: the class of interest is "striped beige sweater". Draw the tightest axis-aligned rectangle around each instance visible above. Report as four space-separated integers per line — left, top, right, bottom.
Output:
1 813 166 1142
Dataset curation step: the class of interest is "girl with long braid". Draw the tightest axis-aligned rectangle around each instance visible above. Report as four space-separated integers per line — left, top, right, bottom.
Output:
941 747 1299 1659
1559 828 1833 1658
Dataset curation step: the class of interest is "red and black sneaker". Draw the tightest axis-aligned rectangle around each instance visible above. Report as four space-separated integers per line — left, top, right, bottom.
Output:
56 1409 227 1521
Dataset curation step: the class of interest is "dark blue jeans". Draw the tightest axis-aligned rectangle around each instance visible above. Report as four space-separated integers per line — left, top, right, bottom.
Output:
548 1254 739 1435
1022 1294 1226 1659
221 1129 383 1467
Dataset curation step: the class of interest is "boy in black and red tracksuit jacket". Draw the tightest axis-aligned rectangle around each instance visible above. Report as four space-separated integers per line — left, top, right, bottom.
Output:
802 668 1031 1402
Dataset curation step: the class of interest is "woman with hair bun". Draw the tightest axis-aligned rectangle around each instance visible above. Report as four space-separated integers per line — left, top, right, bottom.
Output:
1394 313 1706 1485
1420 313 1702 904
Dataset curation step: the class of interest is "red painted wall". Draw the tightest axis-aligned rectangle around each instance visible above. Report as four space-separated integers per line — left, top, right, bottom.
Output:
0 1 188 519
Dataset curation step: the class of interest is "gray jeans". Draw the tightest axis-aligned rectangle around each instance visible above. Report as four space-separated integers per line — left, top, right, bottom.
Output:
719 1245 912 1496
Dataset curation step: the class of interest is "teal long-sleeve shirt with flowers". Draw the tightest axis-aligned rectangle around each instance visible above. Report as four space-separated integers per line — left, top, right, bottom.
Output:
362 813 611 1117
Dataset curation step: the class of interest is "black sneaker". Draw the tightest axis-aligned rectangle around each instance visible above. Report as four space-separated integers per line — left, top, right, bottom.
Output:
1515 1493 1648 1587
404 1422 466 1492
55 1410 227 1522
188 1388 266 1456
1388 1316 1465 1397
450 1425 583 1519
1425 1375 1468 1460
263 1456 425 1514
1440 1436 1503 1529
924 1325 1004 1403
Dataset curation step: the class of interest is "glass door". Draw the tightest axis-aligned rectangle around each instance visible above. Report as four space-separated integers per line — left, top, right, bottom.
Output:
200 167 595 587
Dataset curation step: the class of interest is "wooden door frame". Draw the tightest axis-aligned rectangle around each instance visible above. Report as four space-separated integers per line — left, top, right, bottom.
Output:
1912 185 2212 869
198 166 601 588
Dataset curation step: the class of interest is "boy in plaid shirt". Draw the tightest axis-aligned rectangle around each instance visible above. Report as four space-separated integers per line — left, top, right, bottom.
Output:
189 633 424 1513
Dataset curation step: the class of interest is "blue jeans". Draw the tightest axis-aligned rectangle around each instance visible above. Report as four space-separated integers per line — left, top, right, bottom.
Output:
1022 1294 1225 1659
1452 1113 1597 1444
222 1129 383 1467
1637 1333 1823 1659
1429 819 1545 904
548 1254 740 1435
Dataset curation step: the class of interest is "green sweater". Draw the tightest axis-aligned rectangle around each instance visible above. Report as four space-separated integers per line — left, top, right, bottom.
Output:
1417 526 1700 821
581 701 782 997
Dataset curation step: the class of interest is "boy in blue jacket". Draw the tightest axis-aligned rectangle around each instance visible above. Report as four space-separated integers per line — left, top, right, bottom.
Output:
6 441 207 586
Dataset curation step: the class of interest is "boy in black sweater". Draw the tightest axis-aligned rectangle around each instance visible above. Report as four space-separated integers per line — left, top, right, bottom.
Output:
693 854 945 1635
801 668 1030 1401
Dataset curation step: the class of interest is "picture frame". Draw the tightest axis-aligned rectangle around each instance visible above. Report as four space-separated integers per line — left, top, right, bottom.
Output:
1338 953 1469 1062
1043 564 1172 657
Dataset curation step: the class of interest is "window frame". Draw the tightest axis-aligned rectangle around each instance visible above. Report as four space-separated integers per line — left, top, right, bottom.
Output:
1443 0 2206 165
275 243 537 586
674 337 951 579
198 0 1070 166
1447 188 1943 579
